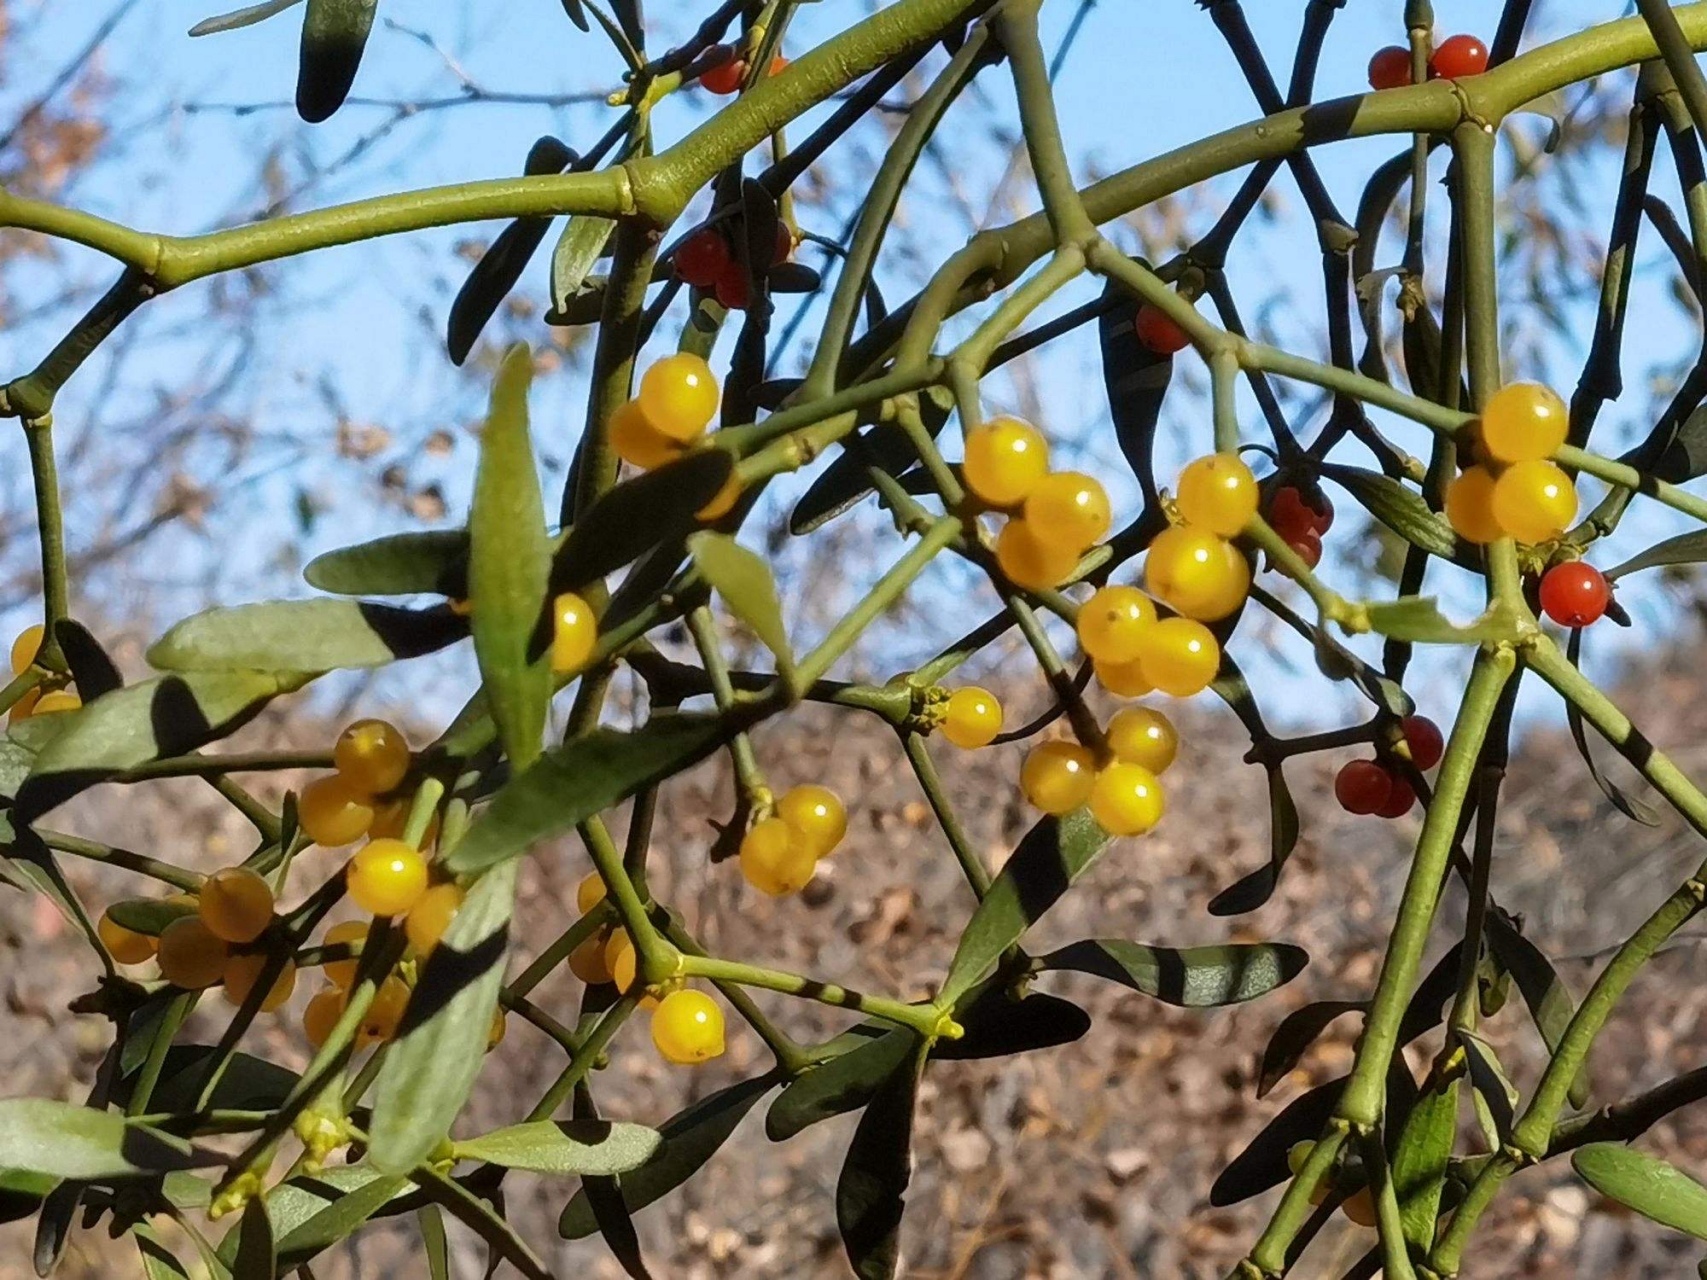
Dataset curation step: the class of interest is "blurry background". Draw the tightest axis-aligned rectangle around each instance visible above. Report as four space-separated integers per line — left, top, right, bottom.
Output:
4 1 1707 1275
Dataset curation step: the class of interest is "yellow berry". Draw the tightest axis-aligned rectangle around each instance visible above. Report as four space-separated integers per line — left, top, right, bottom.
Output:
368 796 437 845
609 931 637 991
1176 452 1259 537
300 776 375 847
333 719 411 794
776 784 847 857
1445 466 1503 545
359 977 411 1047
157 917 229 989
962 417 1050 509
638 353 720 442
576 872 607 916
9 689 40 723
97 910 157 965
995 518 1080 590
651 989 726 1064
1145 526 1249 622
199 867 275 944
303 987 344 1048
1342 1186 1377 1227
345 839 429 918
1491 459 1577 544
404 883 463 955
222 953 297 1012
1105 707 1178 774
1288 1141 1328 1206
569 930 615 984
1020 741 1096 815
1089 763 1165 836
32 690 80 715
322 920 369 987
9 624 42 675
941 687 1002 749
1137 618 1220 698
1093 656 1154 698
1479 382 1567 464
696 472 743 521
552 592 597 675
1023 471 1112 552
739 817 817 896
610 397 683 470
1076 585 1157 664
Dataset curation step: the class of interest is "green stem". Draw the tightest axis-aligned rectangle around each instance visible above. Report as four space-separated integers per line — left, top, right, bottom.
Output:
679 953 938 1036
526 996 636 1121
996 0 1096 245
578 818 671 975
687 605 767 809
40 831 202 891
23 417 69 636
1636 0 1707 143
902 732 991 897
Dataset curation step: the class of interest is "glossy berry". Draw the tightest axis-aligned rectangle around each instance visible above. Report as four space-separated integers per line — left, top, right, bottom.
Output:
299 775 376 848
570 931 615 984
1367 45 1412 90
405 883 463 955
607 932 657 1007
200 866 275 944
369 796 438 846
652 989 726 1064
739 817 816 896
941 687 1003 749
576 872 607 916
696 473 744 521
1093 656 1154 698
360 977 411 1047
222 953 297 1012
1106 706 1178 774
1334 759 1392 816
552 591 598 675
1145 526 1250 622
334 719 411 794
1137 618 1220 697
346 839 429 918
700 48 745 94
8 690 39 723
1431 34 1489 79
323 919 368 987
1134 304 1191 355
1402 716 1445 771
777 784 847 858
1540 561 1610 628
674 228 731 289
610 398 683 471
1378 773 1416 819
1285 530 1323 570
1023 472 1112 553
303 987 344 1048
1342 1186 1378 1227
1176 452 1259 537
32 690 79 715
157 917 229 989
1269 485 1333 539
1491 460 1576 544
638 354 720 442
1020 741 1096 815
1480 382 1567 464
1077 585 1157 664
1445 466 1503 545
715 265 752 310
1090 763 1165 836
962 417 1049 509
9 624 41 675
98 910 156 965
995 517 1080 590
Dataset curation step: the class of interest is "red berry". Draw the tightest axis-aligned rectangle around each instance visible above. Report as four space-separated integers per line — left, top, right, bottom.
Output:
1335 760 1392 816
1268 486 1319 541
1539 562 1610 628
768 220 793 269
715 263 751 310
1368 46 1413 91
1377 772 1416 819
701 48 746 94
1309 492 1335 535
1286 530 1322 570
675 229 731 289
1431 34 1489 80
1134 304 1191 355
1401 716 1444 771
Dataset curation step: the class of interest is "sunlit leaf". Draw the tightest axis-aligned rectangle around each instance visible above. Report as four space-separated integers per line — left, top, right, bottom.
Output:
0 1100 215 1180
1038 941 1307 1008
189 0 304 37
687 532 794 675
452 1119 659 1176
305 530 471 597
148 599 464 672
1574 1143 1707 1240
767 1030 914 1142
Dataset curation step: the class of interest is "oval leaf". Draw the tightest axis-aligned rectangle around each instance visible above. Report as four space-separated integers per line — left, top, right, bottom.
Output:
305 530 471 597
1256 999 1366 1097
550 216 617 314
275 1170 411 1268
1485 911 1593 1108
233 1196 276 1280
0 1100 215 1180
1573 1143 1707 1240
933 990 1089 1060
1100 270 1172 505
452 1119 659 1176
1038 941 1307 1008
836 1046 923 1280
54 619 121 698
552 449 735 593
296 0 377 123
1391 1079 1458 1251
687 532 794 675
1607 528 1707 580
189 0 304 36
148 599 465 672
1319 463 1464 561
767 1030 915 1142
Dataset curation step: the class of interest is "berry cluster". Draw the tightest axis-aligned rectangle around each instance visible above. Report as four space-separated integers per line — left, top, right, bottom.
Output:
8 625 83 722
960 415 1111 591
738 783 849 896
1367 33 1489 90
1445 383 1578 545
298 718 416 848
673 220 794 310
609 353 741 517
1333 715 1443 819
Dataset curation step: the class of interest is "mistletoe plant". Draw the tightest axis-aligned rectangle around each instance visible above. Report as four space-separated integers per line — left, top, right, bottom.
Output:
8 0 1707 1277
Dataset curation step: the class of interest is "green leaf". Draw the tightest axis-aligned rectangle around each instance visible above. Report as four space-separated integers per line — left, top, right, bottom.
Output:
1607 529 1707 580
117 1045 299 1114
449 137 576 366
106 897 199 936
148 599 464 673
189 0 304 36
1364 596 1507 644
1485 911 1592 1109
934 990 1089 1060
1101 269 1173 506
444 714 726 874
940 810 1109 1005
836 1044 923 1280
1319 464 1464 561
17 669 308 820
551 449 735 593
55 619 121 698
215 1166 398 1267
687 532 794 675
559 1075 774 1239
296 0 377 123
1573 1143 1707 1240
452 1119 659 1176
1564 627 1658 826
1391 1079 1457 1252
767 1030 915 1142
0 1100 216 1180
304 530 471 597
1208 763 1299 916
369 862 518 1174
0 1169 57 1224
470 344 554 770
550 216 618 314
275 1170 412 1268
1257 1000 1365 1098
232 1196 276 1280
136 1222 193 1280
1460 1030 1518 1146
788 389 952 536
1648 404 1707 483
1038 941 1307 1008
420 1205 449 1280
559 0 589 31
